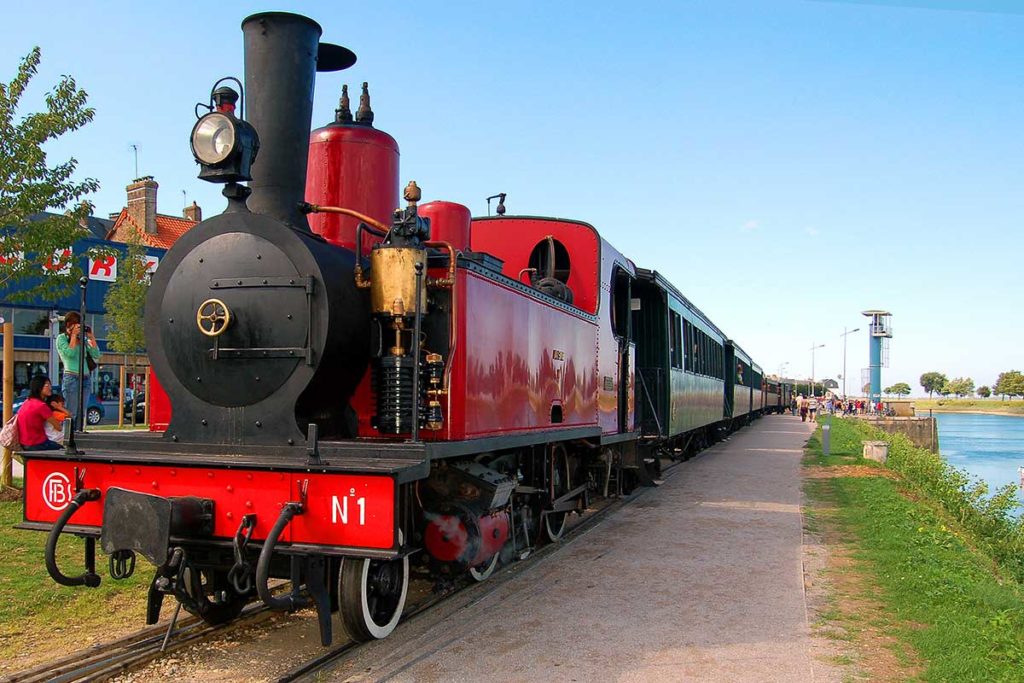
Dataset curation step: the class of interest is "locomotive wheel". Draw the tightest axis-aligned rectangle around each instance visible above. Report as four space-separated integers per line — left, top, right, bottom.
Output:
468 552 500 582
544 445 571 543
338 542 409 641
179 567 248 626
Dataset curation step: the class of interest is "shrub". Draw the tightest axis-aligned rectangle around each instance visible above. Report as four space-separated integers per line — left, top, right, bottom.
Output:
843 419 1024 582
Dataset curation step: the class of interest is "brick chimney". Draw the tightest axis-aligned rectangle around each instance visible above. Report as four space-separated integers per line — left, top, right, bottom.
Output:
183 201 202 223
126 176 158 235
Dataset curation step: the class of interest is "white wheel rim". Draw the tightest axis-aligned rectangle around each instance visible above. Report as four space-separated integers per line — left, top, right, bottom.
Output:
468 552 499 582
351 530 408 639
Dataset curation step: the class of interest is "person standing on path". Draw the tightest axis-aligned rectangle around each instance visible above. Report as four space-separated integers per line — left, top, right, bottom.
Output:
808 395 819 422
798 395 808 422
56 311 100 430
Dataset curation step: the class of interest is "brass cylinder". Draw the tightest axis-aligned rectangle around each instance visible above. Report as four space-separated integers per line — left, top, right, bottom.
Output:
370 246 427 316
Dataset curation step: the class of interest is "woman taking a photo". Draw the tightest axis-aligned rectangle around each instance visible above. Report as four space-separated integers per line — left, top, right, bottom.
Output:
56 311 101 430
18 376 64 451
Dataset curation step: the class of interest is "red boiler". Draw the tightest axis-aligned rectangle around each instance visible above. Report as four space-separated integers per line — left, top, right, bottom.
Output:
419 201 471 253
306 82 399 251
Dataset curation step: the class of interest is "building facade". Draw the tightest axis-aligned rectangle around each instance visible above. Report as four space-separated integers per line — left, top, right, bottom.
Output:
1 176 200 400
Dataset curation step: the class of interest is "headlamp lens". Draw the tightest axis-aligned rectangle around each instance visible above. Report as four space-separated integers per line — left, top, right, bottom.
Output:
191 113 236 164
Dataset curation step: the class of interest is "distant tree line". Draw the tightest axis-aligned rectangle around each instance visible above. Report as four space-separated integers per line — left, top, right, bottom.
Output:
918 371 1024 400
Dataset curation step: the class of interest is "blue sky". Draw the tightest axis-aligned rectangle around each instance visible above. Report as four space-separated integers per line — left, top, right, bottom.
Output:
2 0 1021 396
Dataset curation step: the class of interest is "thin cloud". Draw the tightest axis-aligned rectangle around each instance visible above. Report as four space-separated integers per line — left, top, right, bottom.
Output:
805 226 821 237
740 220 760 232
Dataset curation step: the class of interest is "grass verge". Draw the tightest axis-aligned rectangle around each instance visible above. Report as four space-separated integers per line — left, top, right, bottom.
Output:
0 480 150 670
912 398 1024 416
805 419 1024 682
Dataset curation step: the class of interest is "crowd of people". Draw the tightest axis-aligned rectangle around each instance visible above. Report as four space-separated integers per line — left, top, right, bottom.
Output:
790 395 883 422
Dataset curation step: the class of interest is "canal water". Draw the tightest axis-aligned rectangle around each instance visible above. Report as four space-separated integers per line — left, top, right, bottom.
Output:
935 412 1024 508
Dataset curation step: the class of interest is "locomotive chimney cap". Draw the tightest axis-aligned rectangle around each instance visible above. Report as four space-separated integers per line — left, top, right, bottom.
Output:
241 13 356 72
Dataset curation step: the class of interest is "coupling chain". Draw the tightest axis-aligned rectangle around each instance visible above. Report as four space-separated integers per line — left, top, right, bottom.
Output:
228 514 257 594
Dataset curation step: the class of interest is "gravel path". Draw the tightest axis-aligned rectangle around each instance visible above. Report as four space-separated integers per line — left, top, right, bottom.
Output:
330 414 842 682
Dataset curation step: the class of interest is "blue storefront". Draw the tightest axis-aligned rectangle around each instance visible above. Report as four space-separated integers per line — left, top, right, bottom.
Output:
0 236 166 401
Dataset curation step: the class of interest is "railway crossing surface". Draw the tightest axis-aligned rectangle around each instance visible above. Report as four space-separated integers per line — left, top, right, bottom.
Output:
327 415 843 682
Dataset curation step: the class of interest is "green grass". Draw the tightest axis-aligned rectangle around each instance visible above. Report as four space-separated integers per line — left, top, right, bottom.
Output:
806 419 1024 682
913 398 1024 416
87 423 149 431
0 481 150 661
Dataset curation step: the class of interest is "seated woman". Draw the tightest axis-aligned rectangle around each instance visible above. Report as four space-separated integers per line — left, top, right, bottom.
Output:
18 376 64 451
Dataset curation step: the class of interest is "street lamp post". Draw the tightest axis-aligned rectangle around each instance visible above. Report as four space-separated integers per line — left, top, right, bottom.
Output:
839 327 861 398
809 343 825 397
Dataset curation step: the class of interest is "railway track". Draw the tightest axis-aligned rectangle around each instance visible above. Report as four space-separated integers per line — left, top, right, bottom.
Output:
0 604 275 683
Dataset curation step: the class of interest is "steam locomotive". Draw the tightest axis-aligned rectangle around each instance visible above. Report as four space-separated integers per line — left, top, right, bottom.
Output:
19 12 785 646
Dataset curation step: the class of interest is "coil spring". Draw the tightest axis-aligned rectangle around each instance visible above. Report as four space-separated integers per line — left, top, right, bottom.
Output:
376 355 419 434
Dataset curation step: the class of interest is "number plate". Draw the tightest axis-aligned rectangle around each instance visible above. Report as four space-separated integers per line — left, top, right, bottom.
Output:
290 473 395 549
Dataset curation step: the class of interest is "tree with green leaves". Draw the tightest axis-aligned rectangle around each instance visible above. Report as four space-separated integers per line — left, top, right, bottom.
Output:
919 371 947 398
995 371 1024 401
945 377 975 398
0 47 102 302
888 382 911 397
977 386 991 399
103 225 149 425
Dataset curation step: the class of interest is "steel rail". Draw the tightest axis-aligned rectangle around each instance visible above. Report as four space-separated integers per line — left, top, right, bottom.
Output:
1 603 273 683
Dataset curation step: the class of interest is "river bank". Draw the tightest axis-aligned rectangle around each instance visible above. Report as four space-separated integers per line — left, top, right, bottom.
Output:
913 398 1024 417
803 418 1024 680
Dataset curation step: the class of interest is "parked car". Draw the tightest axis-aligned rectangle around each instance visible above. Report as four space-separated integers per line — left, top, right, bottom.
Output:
123 395 146 423
14 386 105 426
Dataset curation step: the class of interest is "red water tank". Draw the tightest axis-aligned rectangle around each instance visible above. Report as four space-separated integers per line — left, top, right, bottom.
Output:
419 201 471 252
305 83 399 252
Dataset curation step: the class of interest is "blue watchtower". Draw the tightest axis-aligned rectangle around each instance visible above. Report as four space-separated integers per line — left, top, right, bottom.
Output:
861 310 892 408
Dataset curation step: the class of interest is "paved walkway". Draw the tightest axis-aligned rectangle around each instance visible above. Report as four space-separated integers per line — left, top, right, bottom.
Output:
333 415 838 682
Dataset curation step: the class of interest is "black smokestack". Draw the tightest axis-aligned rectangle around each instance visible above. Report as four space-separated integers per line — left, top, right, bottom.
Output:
241 13 354 231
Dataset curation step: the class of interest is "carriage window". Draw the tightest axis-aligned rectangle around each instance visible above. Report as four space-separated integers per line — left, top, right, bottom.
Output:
669 311 682 369
682 320 691 371
701 333 709 376
610 266 631 338
689 323 696 373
